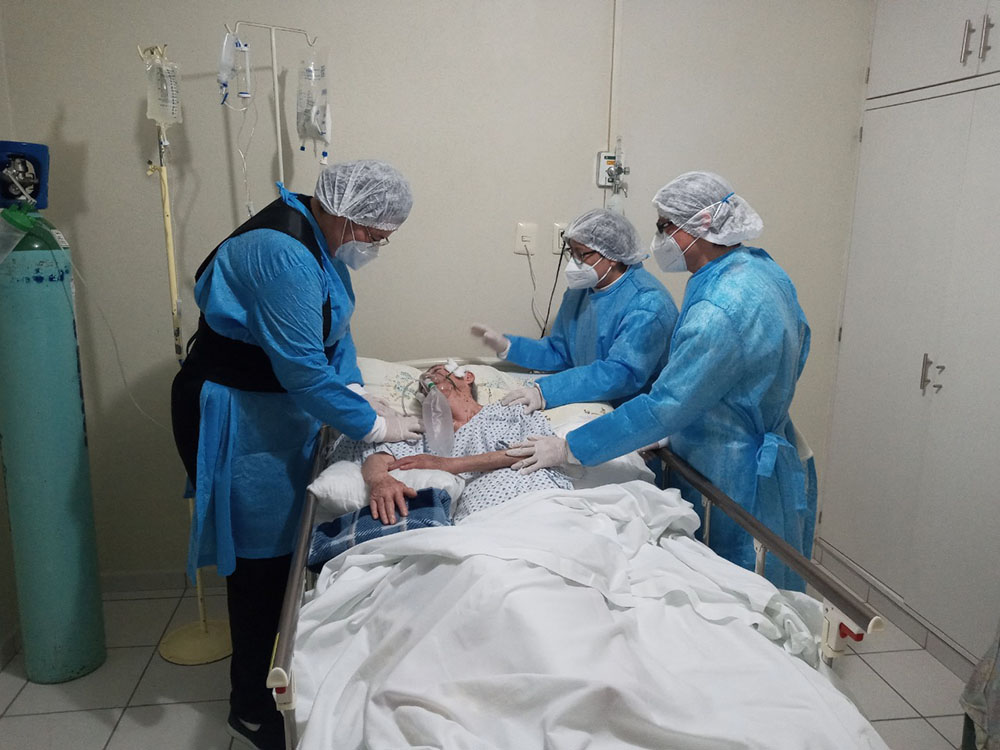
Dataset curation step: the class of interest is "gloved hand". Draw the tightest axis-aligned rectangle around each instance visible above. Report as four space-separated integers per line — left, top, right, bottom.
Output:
382 413 424 442
470 323 511 358
638 436 669 461
501 385 545 414
365 393 401 417
506 435 571 475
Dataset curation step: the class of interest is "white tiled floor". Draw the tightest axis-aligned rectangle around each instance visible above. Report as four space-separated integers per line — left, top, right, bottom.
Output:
830 618 969 749
0 591 241 750
0 590 970 749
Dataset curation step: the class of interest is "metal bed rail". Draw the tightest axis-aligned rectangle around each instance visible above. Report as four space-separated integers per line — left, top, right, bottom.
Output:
268 425 335 750
655 446 885 663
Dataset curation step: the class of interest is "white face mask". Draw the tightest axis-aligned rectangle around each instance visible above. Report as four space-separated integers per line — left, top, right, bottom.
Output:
335 220 380 270
651 231 693 273
336 240 379 270
651 196 733 273
564 256 612 289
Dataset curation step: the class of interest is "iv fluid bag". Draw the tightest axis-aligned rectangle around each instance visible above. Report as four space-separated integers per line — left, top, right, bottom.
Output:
218 33 251 106
296 57 331 146
422 386 454 457
144 51 182 126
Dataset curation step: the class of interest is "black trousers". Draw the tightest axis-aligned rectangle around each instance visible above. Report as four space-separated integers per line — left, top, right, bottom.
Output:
171 368 290 725
227 555 292 724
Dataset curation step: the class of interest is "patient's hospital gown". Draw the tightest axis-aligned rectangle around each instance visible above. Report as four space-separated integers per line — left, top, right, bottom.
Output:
331 403 572 521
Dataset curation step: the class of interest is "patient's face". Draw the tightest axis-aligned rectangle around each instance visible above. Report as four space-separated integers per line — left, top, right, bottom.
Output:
419 365 475 403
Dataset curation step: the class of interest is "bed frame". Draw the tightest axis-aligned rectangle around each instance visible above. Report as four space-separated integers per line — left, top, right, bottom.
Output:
267 425 885 750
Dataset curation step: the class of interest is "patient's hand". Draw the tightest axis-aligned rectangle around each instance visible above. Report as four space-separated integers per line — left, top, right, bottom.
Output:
368 475 416 525
389 454 456 473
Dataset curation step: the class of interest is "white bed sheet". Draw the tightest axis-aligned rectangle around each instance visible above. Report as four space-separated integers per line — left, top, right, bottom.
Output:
292 481 887 750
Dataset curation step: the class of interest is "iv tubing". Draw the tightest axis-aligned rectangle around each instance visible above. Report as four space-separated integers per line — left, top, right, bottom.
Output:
225 21 318 186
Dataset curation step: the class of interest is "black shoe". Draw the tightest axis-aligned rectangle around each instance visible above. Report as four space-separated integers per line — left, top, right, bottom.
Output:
226 710 285 750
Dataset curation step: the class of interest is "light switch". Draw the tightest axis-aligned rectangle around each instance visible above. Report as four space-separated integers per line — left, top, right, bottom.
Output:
513 222 537 255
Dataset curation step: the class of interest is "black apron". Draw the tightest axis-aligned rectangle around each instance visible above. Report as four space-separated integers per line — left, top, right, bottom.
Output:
170 195 333 481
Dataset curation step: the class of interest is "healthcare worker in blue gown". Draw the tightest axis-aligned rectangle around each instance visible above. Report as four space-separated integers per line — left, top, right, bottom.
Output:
471 208 679 411
170 160 422 750
508 171 816 592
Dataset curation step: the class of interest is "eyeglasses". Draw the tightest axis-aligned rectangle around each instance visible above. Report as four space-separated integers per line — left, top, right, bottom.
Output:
562 239 599 264
354 222 390 248
365 226 390 248
655 220 675 235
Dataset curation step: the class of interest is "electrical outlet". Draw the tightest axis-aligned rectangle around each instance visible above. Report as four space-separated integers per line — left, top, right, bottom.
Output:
552 222 567 254
513 222 537 255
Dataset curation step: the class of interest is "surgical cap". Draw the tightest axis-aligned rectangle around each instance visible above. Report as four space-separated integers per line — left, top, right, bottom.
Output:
564 208 646 265
652 171 763 246
314 159 414 231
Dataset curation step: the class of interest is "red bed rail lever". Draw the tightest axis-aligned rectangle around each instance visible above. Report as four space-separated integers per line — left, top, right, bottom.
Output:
839 622 864 642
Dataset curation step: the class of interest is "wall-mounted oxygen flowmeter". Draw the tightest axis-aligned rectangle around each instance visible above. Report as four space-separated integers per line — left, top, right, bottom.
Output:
596 136 629 196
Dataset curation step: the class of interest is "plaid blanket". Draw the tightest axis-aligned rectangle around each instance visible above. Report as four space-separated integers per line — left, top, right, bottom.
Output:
308 488 452 572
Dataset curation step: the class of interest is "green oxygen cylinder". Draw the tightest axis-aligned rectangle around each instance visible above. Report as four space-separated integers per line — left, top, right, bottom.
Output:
0 205 106 683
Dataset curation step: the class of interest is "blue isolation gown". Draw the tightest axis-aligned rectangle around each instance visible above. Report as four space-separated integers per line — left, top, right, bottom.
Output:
505 266 679 407
565 247 814 590
187 186 377 581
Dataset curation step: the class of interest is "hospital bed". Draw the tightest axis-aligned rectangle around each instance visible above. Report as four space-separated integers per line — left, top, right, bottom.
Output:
268 358 887 750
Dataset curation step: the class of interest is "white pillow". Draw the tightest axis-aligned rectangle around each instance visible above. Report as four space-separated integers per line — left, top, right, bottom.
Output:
357 357 423 416
552 417 655 488
308 460 466 524
358 357 541 410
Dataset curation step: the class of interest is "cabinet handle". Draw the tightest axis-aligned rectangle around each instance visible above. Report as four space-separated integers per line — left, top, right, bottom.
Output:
920 353 933 395
961 19 976 64
980 14 994 61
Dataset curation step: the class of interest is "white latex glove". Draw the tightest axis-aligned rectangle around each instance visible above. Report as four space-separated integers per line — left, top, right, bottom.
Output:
501 385 545 414
506 435 572 475
365 393 401 417
382 414 424 443
347 382 401 418
638 436 670 461
470 323 511 358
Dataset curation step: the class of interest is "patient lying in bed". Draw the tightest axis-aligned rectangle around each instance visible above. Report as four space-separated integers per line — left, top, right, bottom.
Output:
329 363 573 524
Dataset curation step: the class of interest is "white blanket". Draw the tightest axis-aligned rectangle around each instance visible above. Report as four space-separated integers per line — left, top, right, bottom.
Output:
293 481 887 750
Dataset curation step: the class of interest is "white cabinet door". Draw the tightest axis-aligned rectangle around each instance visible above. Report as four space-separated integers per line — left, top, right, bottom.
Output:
905 86 1000 659
868 0 987 98
821 93 975 593
978 0 1000 75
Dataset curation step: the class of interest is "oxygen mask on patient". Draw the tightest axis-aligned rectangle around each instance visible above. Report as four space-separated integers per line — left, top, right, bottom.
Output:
420 376 455 457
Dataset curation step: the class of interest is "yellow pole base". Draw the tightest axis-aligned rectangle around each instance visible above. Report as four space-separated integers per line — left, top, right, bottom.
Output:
158 619 232 665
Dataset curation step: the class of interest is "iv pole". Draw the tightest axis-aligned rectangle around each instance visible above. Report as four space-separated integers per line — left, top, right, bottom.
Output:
225 21 318 186
139 44 232 666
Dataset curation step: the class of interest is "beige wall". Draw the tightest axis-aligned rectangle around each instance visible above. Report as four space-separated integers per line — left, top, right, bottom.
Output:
611 0 876 487
0 0 614 585
0 0 874 586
